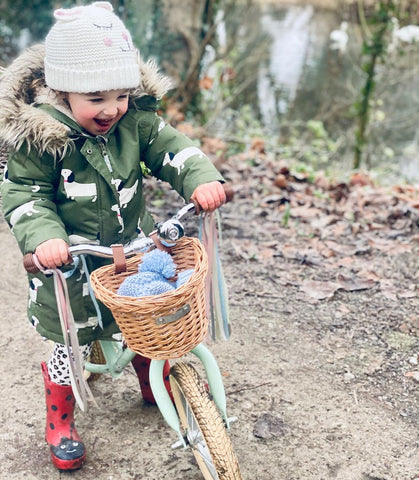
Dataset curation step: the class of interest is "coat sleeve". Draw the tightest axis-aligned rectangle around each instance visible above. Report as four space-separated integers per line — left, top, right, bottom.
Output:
1 148 69 254
143 117 225 202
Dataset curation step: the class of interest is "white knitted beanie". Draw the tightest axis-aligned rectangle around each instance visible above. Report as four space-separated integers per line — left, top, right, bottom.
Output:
44 1 140 93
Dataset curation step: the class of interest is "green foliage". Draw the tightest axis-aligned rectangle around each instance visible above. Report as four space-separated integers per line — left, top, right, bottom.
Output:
293 163 316 183
140 161 151 177
282 202 291 227
0 0 56 64
306 120 328 139
279 120 338 170
0 0 117 64
353 0 399 170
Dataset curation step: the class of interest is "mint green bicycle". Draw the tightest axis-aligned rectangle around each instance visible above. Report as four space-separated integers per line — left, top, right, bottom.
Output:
24 193 242 480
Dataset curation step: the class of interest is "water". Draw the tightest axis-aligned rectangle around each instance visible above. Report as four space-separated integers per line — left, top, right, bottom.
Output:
258 5 315 121
246 3 419 183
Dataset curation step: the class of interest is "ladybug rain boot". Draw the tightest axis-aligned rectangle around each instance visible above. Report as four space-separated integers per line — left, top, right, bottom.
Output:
41 362 86 470
131 354 173 404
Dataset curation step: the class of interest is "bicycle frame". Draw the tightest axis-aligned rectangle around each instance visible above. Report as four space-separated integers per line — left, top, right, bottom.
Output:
85 339 231 449
84 340 136 378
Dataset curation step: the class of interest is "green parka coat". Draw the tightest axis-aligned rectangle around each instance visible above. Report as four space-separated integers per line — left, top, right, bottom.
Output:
0 45 224 345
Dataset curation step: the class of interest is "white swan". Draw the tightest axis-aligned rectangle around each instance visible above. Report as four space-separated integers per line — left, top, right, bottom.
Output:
330 21 349 54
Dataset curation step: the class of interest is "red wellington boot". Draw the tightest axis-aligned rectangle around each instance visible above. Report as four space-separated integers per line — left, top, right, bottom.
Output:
41 362 86 470
131 354 173 404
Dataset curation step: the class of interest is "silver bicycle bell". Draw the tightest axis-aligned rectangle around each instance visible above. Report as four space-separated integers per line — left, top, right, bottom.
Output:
157 218 185 246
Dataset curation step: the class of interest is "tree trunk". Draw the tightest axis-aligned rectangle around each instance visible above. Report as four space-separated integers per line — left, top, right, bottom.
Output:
159 0 217 110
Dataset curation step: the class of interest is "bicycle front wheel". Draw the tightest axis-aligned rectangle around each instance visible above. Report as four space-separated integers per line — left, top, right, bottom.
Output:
170 362 242 480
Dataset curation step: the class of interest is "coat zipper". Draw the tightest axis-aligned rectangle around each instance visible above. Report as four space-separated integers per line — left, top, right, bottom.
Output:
97 136 113 173
97 136 125 238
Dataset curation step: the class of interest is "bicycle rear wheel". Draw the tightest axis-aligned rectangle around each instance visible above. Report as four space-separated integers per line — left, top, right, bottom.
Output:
170 362 242 480
86 340 106 382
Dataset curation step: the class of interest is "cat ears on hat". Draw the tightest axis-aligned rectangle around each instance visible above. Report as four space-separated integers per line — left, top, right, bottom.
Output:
54 1 113 22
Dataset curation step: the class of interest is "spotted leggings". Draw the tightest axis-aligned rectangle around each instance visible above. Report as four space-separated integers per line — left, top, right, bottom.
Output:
47 343 92 386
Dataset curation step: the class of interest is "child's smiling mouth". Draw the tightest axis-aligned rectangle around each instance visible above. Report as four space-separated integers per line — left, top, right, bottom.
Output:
94 118 113 128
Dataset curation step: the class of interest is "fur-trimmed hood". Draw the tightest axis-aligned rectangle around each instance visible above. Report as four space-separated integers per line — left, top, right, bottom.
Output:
0 44 173 157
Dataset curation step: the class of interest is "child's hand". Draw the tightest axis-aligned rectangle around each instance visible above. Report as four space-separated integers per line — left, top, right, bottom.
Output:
190 181 226 212
35 238 71 269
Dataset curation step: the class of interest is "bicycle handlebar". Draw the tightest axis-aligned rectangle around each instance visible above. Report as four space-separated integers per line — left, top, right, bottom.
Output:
191 183 234 214
22 183 234 274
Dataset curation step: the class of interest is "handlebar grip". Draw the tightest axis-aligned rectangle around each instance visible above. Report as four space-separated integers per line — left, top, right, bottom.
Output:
23 253 41 274
223 183 235 203
192 182 234 214
22 252 73 274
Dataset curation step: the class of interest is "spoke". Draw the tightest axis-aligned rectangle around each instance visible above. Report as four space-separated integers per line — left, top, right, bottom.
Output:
183 397 218 479
170 363 241 480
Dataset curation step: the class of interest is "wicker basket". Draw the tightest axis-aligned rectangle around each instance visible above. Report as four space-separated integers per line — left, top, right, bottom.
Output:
90 237 209 360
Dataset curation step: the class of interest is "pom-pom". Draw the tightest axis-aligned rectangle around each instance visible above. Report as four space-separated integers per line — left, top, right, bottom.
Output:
138 249 176 279
117 250 195 298
118 249 177 297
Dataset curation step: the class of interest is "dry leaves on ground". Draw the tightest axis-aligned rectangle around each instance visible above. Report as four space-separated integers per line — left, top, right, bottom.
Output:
215 146 418 305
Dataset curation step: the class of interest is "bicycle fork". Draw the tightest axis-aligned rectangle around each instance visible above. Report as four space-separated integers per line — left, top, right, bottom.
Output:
149 342 231 448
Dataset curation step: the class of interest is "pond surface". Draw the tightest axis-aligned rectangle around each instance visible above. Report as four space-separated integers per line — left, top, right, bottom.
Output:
241 3 419 183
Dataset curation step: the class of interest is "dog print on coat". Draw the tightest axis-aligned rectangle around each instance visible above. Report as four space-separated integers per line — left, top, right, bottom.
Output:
31 315 40 328
61 169 97 201
10 200 40 229
111 204 124 233
75 316 99 331
3 166 40 192
111 178 138 208
2 165 10 184
136 215 143 235
68 234 100 246
29 277 43 306
163 147 204 175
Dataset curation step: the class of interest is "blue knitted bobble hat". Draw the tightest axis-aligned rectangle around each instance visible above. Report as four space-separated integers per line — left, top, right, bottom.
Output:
117 250 193 298
138 249 176 278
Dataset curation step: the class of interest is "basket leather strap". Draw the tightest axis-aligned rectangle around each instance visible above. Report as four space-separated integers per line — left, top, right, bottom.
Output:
149 233 178 282
111 244 127 273
150 232 172 253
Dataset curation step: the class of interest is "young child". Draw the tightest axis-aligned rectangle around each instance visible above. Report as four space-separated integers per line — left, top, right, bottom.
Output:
0 2 226 471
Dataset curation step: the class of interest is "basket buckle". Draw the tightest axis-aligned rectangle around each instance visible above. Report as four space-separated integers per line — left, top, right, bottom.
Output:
155 304 191 325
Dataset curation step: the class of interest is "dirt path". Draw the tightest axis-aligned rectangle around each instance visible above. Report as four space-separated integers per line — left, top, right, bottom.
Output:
0 189 418 480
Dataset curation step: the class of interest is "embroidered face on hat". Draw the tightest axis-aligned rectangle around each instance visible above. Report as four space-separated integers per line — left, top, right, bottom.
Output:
44 1 140 93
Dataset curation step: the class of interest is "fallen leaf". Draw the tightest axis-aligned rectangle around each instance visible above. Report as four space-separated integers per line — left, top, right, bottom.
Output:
274 173 289 189
314 172 331 190
397 290 417 299
166 103 185 124
336 274 376 292
201 136 228 155
300 280 339 300
404 371 419 382
281 245 299 260
331 222 352 237
199 75 214 90
336 257 355 267
250 137 266 153
367 237 411 254
253 413 289 439
310 215 340 230
349 171 374 187
176 122 198 137
324 240 359 257
260 248 275 259
290 206 322 219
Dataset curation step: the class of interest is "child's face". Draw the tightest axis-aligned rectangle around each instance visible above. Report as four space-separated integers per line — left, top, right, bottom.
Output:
66 89 129 136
